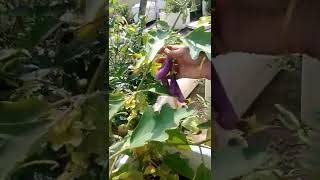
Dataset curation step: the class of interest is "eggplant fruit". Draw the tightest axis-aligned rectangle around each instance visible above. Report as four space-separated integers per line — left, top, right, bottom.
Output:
155 58 172 80
169 76 185 102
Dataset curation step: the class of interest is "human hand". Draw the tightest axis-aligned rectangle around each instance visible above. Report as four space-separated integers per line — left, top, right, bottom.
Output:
156 45 211 79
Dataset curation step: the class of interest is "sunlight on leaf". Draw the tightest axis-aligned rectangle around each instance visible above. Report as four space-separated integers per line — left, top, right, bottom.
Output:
166 128 190 150
182 26 211 60
109 91 125 120
129 104 192 149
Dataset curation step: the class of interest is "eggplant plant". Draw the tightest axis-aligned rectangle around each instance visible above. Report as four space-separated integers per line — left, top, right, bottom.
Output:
109 1 212 179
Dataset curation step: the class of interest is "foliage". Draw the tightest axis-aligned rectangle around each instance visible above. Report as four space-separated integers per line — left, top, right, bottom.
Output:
0 0 107 179
108 1 212 179
164 0 191 23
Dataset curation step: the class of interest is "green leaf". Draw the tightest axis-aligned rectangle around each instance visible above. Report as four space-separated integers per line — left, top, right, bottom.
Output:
112 170 143 180
147 83 169 95
197 120 211 129
134 29 170 70
174 107 195 125
163 152 194 179
109 91 124 120
111 164 130 178
157 20 170 31
181 116 200 133
198 16 211 25
48 108 83 150
0 99 51 180
130 104 175 148
146 30 169 63
0 99 48 124
193 163 211 180
109 135 131 157
166 128 190 150
129 104 192 149
212 146 268 180
78 93 107 164
182 26 211 60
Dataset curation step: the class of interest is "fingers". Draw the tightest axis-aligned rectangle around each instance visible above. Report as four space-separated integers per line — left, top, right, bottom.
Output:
158 46 166 54
158 45 179 54
158 45 188 56
165 45 185 50
155 57 166 63
164 48 184 59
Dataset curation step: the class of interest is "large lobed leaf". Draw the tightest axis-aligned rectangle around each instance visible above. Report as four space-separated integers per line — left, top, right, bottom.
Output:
134 29 170 70
129 104 193 149
182 26 211 60
109 92 124 120
109 104 194 158
0 99 51 180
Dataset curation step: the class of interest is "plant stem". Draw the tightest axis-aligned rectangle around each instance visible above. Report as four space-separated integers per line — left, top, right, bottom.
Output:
109 148 128 160
87 56 106 93
199 145 204 164
170 0 190 32
170 12 182 32
109 155 119 178
166 138 211 147
136 62 152 90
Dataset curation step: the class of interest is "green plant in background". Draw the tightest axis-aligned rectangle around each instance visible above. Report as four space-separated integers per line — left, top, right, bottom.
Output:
164 0 192 23
204 0 211 14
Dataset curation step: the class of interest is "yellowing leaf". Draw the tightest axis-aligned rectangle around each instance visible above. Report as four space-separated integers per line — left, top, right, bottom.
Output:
182 26 211 60
48 108 83 149
181 116 200 134
76 17 104 39
144 165 156 175
132 145 147 156
132 53 142 59
166 128 190 150
151 61 161 77
128 26 136 33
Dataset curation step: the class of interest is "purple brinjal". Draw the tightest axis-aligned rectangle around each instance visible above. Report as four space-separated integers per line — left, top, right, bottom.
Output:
160 77 169 87
212 66 239 130
155 58 172 80
169 76 185 102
